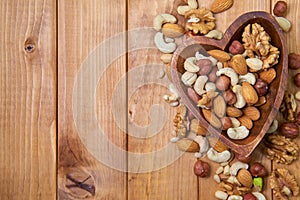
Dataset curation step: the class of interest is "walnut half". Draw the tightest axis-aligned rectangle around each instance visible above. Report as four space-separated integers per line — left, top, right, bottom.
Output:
263 134 299 164
270 168 299 200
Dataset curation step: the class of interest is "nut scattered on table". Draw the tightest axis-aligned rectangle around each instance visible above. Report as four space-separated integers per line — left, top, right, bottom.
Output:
288 53 300 70
264 134 299 164
279 122 299 139
273 1 288 17
194 159 210 177
270 168 299 199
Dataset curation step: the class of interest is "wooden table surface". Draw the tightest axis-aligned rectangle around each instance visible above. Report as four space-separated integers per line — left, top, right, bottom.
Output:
0 0 299 199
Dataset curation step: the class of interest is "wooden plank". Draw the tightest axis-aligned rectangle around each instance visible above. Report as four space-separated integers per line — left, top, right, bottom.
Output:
0 0 57 199
127 0 198 199
58 0 127 199
271 1 300 200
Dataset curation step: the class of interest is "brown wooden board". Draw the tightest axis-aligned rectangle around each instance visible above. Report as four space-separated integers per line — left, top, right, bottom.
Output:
0 0 57 199
58 0 127 199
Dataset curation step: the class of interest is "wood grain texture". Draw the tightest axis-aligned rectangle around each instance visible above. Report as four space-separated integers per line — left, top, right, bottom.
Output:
0 0 57 199
271 1 300 200
127 0 198 199
58 0 127 199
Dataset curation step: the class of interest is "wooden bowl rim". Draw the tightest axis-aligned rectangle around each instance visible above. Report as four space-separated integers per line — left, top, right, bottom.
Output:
171 11 288 156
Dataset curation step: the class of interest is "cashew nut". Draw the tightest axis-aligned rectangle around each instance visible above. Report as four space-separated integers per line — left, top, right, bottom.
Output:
232 85 246 109
230 117 241 128
267 119 278 134
246 58 263 72
177 0 198 15
205 30 223 40
193 135 209 153
207 148 231 163
194 75 208 95
154 32 177 53
252 192 266 200
181 71 197 86
239 73 256 85
228 195 243 200
153 14 177 31
177 5 191 15
215 190 228 200
205 82 216 92
230 161 249 176
216 68 239 86
187 0 198 8
227 126 249 140
184 57 200 72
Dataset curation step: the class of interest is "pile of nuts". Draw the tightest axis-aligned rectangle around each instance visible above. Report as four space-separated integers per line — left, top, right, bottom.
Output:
213 161 268 200
182 22 279 140
152 0 300 200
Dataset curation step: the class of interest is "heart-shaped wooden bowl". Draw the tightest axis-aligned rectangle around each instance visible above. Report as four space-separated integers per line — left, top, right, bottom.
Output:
171 11 288 156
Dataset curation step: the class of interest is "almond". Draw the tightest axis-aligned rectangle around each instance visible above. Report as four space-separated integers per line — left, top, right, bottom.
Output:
162 23 185 38
190 119 209 136
259 68 277 84
237 169 253 188
210 0 233 14
243 106 261 121
238 115 253 129
241 82 259 105
202 109 222 129
207 49 231 62
176 138 200 152
230 54 248 75
208 137 228 152
226 106 243 118
213 95 226 118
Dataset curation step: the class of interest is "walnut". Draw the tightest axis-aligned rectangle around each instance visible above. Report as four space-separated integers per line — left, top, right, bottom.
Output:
173 105 188 137
185 7 216 35
264 134 299 164
262 45 280 69
270 168 299 200
242 23 279 69
280 92 297 122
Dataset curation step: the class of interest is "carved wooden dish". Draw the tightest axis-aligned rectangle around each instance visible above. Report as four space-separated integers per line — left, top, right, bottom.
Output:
171 11 288 156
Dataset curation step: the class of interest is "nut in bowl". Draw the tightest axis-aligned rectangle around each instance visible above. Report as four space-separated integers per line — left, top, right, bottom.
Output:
171 11 288 156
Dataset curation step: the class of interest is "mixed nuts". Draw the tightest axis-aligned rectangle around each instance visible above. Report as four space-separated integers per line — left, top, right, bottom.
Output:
153 0 300 199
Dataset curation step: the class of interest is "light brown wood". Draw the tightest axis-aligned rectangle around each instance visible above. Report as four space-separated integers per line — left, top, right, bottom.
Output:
127 0 198 199
58 0 127 199
0 0 57 199
271 1 300 200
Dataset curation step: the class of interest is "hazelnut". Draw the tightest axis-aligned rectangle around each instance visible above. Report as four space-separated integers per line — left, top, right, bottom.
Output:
208 67 218 82
196 59 213 75
221 117 233 130
223 90 237 105
280 122 299 139
296 112 300 125
243 193 257 200
235 153 252 164
294 73 300 87
288 53 300 70
254 79 268 96
249 162 267 177
273 1 288 17
216 75 231 91
187 88 201 104
229 40 245 55
194 159 210 177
